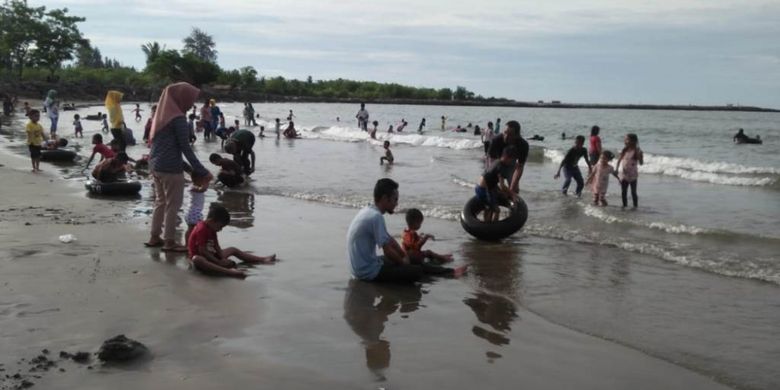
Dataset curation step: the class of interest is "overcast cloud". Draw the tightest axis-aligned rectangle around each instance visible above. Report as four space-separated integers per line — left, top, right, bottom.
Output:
43 0 780 107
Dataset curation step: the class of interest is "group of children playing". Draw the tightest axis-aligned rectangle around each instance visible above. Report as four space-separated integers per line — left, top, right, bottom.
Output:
552 126 644 208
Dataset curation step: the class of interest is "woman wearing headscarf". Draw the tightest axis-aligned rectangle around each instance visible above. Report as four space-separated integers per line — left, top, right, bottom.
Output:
105 90 126 151
145 82 212 251
43 90 59 138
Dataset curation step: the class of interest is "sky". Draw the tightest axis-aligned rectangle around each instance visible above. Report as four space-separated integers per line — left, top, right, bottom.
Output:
41 0 780 108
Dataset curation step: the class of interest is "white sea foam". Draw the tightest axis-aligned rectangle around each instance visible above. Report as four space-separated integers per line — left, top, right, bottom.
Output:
543 149 777 187
582 204 709 235
298 125 485 150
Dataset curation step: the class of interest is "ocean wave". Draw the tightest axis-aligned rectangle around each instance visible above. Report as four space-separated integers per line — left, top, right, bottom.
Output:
524 223 780 285
582 204 710 235
543 149 778 187
297 125 485 150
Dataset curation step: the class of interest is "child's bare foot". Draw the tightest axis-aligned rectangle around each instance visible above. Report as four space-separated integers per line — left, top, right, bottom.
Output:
262 254 277 263
452 264 469 278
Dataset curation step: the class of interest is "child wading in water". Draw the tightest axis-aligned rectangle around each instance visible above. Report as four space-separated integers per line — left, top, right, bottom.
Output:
188 204 276 278
73 114 83 138
586 151 618 206
615 133 644 208
380 141 394 165
25 109 46 172
475 146 517 222
132 104 143 122
402 208 455 265
554 135 592 197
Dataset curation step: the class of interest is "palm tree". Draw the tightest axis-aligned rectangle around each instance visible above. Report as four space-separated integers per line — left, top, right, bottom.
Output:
141 41 164 66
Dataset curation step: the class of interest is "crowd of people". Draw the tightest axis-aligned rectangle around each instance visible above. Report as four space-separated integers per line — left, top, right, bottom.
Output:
7 83 670 283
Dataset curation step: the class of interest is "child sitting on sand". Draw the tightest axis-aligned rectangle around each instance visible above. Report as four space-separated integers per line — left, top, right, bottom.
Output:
209 153 245 188
91 152 131 183
25 109 46 173
402 208 454 264
73 114 83 138
380 141 394 165
475 146 517 222
188 204 276 278
586 150 619 206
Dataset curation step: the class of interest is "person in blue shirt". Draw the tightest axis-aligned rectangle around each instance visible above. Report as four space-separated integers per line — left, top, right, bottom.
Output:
346 178 466 284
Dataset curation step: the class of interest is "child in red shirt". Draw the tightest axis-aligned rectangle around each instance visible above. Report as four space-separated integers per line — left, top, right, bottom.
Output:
83 133 115 171
188 204 276 278
402 208 454 264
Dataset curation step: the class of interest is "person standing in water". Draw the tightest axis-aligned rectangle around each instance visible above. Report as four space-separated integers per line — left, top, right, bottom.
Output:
43 90 59 138
417 118 426 133
589 125 602 165
356 103 369 131
441 116 446 130
615 133 644 208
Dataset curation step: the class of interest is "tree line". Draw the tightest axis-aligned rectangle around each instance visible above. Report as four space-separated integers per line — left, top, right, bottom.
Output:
0 0 505 102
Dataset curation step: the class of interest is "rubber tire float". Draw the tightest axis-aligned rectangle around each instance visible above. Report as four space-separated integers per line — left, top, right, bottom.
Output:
40 149 77 162
85 180 142 196
460 195 528 241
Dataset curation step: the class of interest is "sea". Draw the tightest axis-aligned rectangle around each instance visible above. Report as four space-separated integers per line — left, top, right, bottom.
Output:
1 102 778 389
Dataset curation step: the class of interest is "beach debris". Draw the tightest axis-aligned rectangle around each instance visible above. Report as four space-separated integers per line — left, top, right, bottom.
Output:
97 335 148 363
58 234 76 243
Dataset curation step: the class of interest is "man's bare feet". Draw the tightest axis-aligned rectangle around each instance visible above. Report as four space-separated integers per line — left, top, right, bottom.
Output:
452 264 469 278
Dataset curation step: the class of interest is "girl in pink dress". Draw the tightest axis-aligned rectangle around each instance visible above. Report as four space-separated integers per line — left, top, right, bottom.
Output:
615 133 644 208
587 150 619 206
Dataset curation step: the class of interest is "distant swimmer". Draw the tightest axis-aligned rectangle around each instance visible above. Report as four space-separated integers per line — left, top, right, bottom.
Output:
397 119 408 132
418 118 426 133
529 134 544 141
733 128 762 144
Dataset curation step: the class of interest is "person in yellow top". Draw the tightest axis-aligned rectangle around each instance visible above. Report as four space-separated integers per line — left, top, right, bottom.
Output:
105 90 126 151
25 109 47 172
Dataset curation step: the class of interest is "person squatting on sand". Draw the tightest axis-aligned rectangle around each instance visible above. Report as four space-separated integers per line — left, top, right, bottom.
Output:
83 134 115 171
346 178 467 284
615 133 644 208
210 153 245 188
554 135 592 197
188 204 276 278
145 82 212 252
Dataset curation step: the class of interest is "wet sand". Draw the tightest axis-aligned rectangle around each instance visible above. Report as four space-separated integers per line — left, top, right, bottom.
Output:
0 149 735 390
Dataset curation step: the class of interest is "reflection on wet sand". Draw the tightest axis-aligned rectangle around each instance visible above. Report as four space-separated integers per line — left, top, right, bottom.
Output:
217 189 255 228
343 280 423 381
460 241 523 359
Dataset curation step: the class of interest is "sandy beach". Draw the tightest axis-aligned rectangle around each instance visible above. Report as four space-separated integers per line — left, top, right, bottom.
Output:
0 139 741 390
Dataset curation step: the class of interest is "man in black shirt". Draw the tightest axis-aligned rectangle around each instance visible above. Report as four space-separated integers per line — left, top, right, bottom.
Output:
224 129 256 176
486 120 529 193
554 135 592 196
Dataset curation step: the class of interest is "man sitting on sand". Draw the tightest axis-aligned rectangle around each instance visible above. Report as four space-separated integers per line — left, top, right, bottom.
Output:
346 178 467 284
188 204 276 278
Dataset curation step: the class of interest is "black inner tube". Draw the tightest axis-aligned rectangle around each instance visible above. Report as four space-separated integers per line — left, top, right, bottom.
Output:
460 195 528 241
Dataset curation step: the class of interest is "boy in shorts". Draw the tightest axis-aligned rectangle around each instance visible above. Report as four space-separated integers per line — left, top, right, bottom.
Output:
188 204 276 278
475 145 517 222
25 110 46 172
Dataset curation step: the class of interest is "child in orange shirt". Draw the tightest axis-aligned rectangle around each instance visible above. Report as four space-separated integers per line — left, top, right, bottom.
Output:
402 208 454 264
